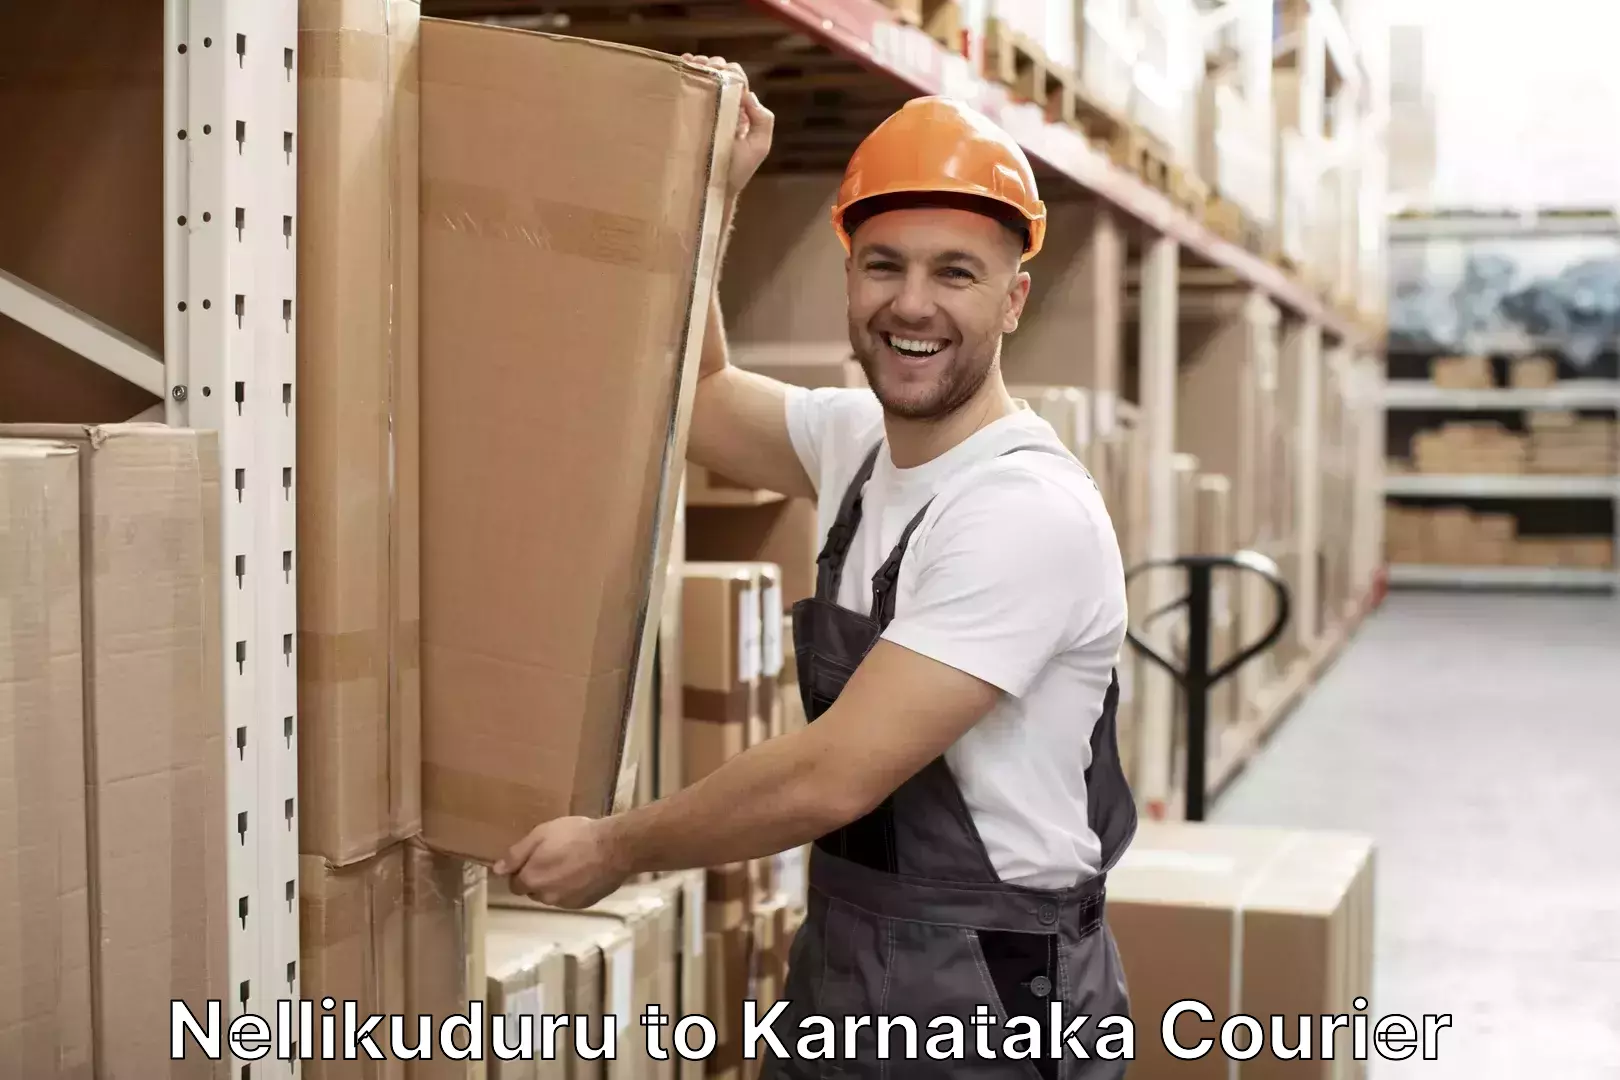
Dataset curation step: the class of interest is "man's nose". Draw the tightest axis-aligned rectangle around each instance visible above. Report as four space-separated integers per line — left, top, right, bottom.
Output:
889 268 936 322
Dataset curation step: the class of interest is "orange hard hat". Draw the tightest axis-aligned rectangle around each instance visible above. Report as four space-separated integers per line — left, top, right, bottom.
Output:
830 96 1046 262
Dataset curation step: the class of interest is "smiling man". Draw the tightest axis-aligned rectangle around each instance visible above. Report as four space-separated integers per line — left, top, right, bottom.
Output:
496 69 1138 1079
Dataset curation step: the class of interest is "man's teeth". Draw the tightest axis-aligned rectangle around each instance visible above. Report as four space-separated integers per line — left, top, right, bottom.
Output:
888 335 945 356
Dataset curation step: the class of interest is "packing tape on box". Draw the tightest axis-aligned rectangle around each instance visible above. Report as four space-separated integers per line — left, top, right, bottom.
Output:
1227 832 1307 1080
682 684 752 725
298 26 391 82
421 176 698 275
301 855 406 950
420 761 565 851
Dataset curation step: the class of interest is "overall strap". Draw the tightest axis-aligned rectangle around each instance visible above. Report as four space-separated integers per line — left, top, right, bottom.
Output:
815 441 885 603
869 441 1068 628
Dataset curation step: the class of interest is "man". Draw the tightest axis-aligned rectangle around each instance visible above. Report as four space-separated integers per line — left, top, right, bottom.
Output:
496 61 1137 1078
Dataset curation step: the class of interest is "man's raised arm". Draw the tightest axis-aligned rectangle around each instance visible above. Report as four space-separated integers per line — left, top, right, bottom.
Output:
682 58 817 500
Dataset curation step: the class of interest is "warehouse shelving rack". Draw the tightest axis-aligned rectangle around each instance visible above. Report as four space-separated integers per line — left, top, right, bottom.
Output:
1380 210 1620 595
0 0 302 1063
0 6 1387 1034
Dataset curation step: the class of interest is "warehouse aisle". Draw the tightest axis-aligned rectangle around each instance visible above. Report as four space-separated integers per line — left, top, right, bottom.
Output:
1209 591 1620 1079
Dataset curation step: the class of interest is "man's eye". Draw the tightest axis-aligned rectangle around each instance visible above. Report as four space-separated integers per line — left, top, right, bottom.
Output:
866 261 900 273
940 267 974 281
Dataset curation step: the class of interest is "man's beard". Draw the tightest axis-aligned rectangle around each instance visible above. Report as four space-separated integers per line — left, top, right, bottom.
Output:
852 335 994 421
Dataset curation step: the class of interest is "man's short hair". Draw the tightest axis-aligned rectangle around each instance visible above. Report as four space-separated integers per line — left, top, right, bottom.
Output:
841 190 1030 258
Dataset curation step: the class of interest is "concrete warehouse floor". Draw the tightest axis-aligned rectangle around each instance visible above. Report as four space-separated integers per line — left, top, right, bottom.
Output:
1208 590 1620 1079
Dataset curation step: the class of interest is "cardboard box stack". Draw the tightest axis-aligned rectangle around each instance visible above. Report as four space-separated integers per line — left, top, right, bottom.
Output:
0 426 227 1080
1509 355 1558 389
484 869 710 1080
292 9 744 1075
1195 0 1274 229
1429 354 1493 389
295 6 489 1067
1409 421 1528 476
1107 821 1376 1080
1525 412 1616 477
1385 505 1615 570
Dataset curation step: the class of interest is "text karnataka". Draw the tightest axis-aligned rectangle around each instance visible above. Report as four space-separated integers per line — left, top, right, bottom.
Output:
173 999 1451 1063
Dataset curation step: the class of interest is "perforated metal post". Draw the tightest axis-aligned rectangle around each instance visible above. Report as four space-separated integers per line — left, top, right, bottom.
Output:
165 0 300 1067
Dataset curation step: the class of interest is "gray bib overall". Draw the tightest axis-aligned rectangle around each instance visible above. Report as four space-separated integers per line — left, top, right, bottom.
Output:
758 441 1139 1080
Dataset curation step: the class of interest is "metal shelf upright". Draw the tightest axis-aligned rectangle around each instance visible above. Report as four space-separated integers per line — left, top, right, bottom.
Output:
163 0 302 1059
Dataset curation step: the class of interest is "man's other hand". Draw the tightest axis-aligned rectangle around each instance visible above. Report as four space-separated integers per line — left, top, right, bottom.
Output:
682 54 774 198
495 815 629 909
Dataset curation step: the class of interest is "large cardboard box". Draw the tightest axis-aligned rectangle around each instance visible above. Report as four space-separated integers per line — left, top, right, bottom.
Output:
417 18 740 863
405 842 489 1080
295 0 424 866
299 848 409 1080
0 441 94 1079
1106 822 1376 1080
0 423 228 1079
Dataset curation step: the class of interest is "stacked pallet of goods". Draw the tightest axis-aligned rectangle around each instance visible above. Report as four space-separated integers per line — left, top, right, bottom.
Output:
1196 0 1276 252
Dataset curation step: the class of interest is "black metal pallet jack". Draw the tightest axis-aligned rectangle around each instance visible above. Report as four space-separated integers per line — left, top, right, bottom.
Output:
1123 552 1292 821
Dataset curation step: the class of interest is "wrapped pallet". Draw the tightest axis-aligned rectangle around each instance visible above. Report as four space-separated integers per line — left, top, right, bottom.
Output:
417 20 742 863
1075 0 1138 114
1128 0 1203 164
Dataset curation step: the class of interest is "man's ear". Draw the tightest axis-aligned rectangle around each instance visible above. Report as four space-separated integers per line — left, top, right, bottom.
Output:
1003 271 1032 333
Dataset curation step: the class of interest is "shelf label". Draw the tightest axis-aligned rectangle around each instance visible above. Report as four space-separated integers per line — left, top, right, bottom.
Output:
738 583 761 685
762 580 783 677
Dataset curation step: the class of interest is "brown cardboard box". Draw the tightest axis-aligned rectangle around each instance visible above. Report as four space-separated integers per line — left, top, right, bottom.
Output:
300 849 409 1080
1509 354 1557 388
0 441 93 1080
416 19 740 863
1430 354 1492 389
705 863 752 934
680 565 759 782
0 423 227 1079
405 842 488 1079
689 562 781 746
486 932 567 1080
295 0 424 867
1107 821 1376 1080
483 909 637 1080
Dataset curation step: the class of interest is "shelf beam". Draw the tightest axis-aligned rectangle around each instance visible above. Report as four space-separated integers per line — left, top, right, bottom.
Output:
1385 474 1619 499
0 267 166 397
1388 564 1617 591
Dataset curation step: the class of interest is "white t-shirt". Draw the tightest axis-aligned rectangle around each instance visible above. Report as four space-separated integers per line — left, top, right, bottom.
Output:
784 385 1128 888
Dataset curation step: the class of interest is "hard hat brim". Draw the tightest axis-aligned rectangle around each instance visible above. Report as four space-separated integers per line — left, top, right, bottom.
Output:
831 187 1048 263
